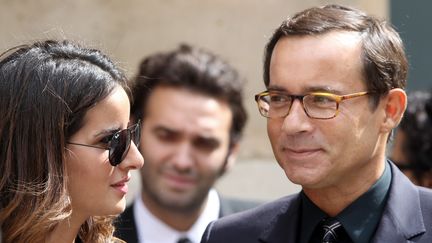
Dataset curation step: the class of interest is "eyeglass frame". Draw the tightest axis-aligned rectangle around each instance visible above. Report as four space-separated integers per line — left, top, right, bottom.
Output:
67 120 141 166
254 90 371 119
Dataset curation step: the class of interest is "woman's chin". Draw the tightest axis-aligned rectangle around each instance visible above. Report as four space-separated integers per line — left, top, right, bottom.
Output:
112 198 127 215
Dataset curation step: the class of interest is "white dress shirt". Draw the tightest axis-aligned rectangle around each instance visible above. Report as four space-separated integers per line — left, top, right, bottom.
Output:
133 189 220 243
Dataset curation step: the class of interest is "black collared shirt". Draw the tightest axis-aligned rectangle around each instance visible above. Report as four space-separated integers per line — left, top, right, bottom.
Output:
299 161 391 243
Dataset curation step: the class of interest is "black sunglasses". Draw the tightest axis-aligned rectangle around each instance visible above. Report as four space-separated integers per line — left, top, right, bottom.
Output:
68 121 140 166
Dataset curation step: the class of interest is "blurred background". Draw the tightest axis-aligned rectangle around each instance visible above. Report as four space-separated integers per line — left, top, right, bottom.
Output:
1 0 429 202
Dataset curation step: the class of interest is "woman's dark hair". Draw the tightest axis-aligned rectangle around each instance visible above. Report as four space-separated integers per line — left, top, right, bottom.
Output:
263 4 408 108
0 40 129 242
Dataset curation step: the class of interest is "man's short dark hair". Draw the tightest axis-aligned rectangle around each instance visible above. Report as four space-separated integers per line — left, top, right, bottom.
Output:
131 44 247 143
263 4 408 107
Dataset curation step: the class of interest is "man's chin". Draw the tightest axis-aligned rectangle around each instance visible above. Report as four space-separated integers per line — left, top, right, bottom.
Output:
285 170 327 189
161 198 204 213
155 190 209 212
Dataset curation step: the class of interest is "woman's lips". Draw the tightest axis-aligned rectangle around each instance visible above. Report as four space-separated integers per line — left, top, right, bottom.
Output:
111 177 130 194
111 183 128 194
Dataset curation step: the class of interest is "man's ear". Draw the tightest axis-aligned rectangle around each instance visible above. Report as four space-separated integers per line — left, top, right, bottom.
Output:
225 142 240 172
219 142 240 177
380 88 407 133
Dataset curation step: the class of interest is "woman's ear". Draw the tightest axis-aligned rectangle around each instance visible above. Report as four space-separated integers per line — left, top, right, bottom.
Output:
380 88 407 133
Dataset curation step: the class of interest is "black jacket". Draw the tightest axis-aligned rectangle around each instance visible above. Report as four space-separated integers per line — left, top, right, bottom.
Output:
201 162 432 243
114 196 260 243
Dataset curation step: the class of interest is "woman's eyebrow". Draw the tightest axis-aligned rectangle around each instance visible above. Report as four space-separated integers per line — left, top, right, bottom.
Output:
94 127 121 137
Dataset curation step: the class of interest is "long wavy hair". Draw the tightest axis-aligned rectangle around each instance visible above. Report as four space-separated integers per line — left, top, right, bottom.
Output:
0 40 130 242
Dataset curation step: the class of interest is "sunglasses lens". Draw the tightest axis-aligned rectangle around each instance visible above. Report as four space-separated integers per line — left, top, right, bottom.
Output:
132 123 140 146
109 130 131 166
107 122 140 166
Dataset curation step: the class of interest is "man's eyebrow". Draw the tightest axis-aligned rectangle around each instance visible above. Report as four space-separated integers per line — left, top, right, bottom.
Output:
153 125 178 134
305 86 341 94
267 85 286 92
196 134 219 142
267 85 341 94
194 135 221 147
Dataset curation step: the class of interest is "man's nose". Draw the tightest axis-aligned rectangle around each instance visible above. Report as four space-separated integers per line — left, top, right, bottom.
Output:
280 99 314 135
171 143 195 170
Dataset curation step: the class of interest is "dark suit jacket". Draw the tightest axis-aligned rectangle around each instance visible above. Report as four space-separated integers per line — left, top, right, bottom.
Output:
201 162 432 243
114 196 260 243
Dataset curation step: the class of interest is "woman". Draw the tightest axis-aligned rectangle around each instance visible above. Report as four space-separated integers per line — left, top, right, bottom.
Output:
0 40 144 242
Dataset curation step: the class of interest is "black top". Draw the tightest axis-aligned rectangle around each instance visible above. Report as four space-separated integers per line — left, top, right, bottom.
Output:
299 161 391 243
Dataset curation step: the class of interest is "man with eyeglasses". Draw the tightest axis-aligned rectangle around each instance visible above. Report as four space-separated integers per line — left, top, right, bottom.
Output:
201 4 432 243
114 44 259 243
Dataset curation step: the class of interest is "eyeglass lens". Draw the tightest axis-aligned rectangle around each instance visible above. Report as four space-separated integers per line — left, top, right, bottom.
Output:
303 95 337 119
109 123 140 166
258 93 337 119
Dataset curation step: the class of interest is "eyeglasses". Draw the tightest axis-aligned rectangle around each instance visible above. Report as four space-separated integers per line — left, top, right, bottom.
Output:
68 121 141 166
255 91 370 119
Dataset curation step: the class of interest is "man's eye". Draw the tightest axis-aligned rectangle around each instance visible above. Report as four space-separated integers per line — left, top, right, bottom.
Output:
310 95 336 107
194 138 220 151
269 94 289 103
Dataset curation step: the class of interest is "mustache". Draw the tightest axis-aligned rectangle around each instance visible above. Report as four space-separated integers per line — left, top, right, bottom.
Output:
277 135 323 150
161 163 199 179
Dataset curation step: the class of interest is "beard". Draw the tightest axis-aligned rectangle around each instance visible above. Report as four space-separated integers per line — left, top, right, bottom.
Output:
140 175 212 213
139 149 230 213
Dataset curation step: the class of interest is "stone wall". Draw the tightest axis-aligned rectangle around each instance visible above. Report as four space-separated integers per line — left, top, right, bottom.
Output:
0 0 388 201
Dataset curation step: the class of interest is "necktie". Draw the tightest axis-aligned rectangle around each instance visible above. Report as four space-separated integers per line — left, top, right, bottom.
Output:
177 237 193 243
309 217 353 243
321 218 342 243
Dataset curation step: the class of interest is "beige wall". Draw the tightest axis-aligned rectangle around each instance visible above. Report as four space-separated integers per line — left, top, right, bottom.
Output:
1 0 388 201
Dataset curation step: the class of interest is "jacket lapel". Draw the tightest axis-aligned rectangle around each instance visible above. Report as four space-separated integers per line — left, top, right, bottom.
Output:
255 161 426 243
259 194 301 243
371 162 425 242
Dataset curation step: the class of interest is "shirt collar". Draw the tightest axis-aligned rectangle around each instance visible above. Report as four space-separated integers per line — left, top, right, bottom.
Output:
133 189 220 243
300 161 391 243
